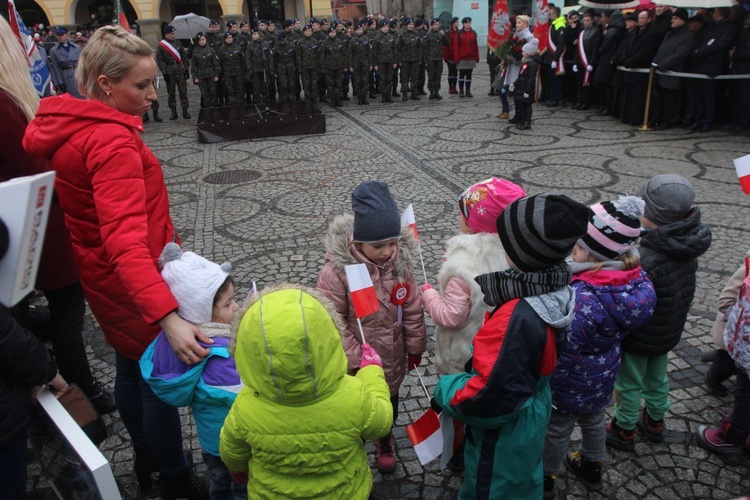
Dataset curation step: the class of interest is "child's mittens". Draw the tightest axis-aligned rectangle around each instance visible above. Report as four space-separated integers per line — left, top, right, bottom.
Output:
408 353 422 370
228 469 249 485
421 283 433 292
361 343 383 369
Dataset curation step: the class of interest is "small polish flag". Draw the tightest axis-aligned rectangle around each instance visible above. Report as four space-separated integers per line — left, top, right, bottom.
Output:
439 413 465 470
401 204 419 241
406 408 443 465
734 154 750 195
344 264 379 318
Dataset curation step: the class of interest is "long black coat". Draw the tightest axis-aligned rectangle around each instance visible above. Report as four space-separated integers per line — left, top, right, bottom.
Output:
692 18 737 77
653 25 695 90
619 23 662 84
731 26 750 74
593 16 626 84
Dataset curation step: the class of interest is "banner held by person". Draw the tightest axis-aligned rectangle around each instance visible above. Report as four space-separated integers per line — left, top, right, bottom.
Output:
487 0 512 50
344 263 380 343
7 0 52 97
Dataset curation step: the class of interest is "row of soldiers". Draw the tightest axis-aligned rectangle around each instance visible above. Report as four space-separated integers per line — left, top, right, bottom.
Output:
155 16 451 113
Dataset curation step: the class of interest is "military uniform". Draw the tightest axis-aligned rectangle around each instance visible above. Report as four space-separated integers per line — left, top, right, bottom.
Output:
219 39 246 105
425 26 450 99
206 28 226 105
373 28 398 103
348 32 372 104
396 25 422 100
274 38 298 103
246 38 272 103
297 33 321 104
366 26 380 97
191 44 220 107
320 34 346 107
156 32 190 118
49 38 83 98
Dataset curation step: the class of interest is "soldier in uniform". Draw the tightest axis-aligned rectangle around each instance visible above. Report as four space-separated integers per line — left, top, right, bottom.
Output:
206 20 227 105
348 23 372 105
425 18 449 100
389 19 401 98
415 18 429 96
366 18 380 98
297 24 321 105
219 32 246 105
274 32 298 103
192 32 221 107
156 24 191 119
320 27 346 107
396 18 421 101
49 27 83 98
311 18 325 42
373 20 397 103
246 28 272 103
238 21 251 50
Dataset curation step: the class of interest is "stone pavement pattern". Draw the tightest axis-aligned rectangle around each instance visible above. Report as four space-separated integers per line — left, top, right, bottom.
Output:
26 65 750 499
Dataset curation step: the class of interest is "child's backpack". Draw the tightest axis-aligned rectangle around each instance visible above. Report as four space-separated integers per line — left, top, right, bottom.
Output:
723 257 750 371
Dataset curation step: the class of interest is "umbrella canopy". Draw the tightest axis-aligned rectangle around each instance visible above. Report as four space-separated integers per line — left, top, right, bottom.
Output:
653 0 736 6
579 0 641 9
562 4 584 14
170 13 210 40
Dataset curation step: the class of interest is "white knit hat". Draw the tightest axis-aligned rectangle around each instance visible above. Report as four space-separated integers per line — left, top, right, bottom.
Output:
159 243 231 324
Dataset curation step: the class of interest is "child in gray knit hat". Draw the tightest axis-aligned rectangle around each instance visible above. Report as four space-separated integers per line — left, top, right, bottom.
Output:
316 181 426 474
607 174 711 452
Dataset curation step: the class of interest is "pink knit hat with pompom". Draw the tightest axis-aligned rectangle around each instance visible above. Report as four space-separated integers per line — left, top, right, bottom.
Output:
458 178 526 234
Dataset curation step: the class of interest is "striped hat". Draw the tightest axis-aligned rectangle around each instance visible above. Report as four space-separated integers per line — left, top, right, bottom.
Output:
497 193 589 272
577 195 644 261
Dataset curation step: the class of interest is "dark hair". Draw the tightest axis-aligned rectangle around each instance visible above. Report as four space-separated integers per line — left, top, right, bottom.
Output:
551 6 561 16
213 275 235 306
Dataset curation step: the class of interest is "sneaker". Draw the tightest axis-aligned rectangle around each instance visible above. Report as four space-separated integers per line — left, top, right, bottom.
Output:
606 418 636 451
637 408 665 443
543 475 557 499
565 451 603 491
375 432 397 473
696 425 746 466
85 381 117 415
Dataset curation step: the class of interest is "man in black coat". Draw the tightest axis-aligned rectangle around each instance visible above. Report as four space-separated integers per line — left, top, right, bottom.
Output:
689 7 736 132
618 10 661 125
652 9 694 130
593 10 626 115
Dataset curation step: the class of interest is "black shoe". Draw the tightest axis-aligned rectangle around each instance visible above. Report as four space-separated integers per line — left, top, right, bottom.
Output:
369 92 377 98
465 91 473 98
342 94 350 101
459 90 465 98
488 89 496 96
402 93 408 102
411 92 420 101
546 101 559 107
392 90 400 97
362 97 369 105
565 451 603 491
508 115 522 124
699 124 712 133
382 96 388 103
429 91 437 100
597 108 609 116
578 104 590 110
134 444 160 494
543 475 557 499
142 113 150 122
689 122 702 131
705 371 729 396
606 418 636 451
84 381 117 415
637 408 665 443
435 92 443 100
153 111 163 122
182 110 191 119
357 96 363 105
160 469 209 500
419 89 427 96
517 123 531 130
169 109 178 120
656 122 672 131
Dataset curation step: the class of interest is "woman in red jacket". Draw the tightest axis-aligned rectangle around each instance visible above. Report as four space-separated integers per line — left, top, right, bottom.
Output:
23 25 208 499
453 17 480 98
444 16 459 94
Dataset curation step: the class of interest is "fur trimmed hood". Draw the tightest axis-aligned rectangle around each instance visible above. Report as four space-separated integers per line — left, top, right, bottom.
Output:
323 214 418 281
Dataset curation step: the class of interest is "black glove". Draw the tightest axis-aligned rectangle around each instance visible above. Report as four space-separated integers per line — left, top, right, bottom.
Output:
430 398 442 414
184 70 190 80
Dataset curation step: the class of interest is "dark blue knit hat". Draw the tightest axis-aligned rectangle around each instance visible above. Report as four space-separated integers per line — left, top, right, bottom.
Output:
352 182 401 243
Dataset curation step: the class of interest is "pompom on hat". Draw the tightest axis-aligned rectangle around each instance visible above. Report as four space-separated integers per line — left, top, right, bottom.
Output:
577 195 645 261
458 178 526 235
522 38 540 56
159 243 231 325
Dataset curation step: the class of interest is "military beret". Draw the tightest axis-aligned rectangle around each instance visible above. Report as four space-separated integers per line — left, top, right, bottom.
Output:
284 19 294 27
240 21 248 27
331 20 340 27
450 16 459 24
258 19 267 24
432 18 440 24
210 19 220 25
379 20 389 27
163 25 175 34
196 31 205 38
327 26 336 33
404 17 413 24
414 19 424 27
224 31 234 39
321 18 328 24
278 31 287 39
310 17 319 24
303 24 312 30
251 27 259 33
226 20 237 27
268 21 275 25
389 19 398 28
461 17 472 23
55 26 69 35
355 23 363 29
344 20 352 27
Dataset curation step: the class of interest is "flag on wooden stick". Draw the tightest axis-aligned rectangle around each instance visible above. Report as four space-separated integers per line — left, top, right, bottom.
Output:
345 264 379 319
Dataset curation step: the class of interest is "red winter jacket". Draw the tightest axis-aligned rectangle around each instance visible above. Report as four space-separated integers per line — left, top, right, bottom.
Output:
453 28 479 64
23 95 179 359
444 27 458 63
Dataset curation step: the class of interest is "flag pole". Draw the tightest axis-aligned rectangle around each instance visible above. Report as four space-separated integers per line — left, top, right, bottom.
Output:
356 317 367 344
414 366 430 399
416 242 428 284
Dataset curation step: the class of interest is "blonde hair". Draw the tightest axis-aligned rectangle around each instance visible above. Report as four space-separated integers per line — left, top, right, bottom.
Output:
585 250 641 272
0 16 40 122
517 15 531 26
75 25 153 101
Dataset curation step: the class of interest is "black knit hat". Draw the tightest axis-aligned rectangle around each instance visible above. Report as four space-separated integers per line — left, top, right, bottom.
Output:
497 193 590 272
352 181 401 243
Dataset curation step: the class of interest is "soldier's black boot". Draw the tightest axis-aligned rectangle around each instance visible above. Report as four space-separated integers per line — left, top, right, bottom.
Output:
382 95 388 103
153 110 163 122
411 91 420 101
362 96 369 105
419 87 427 96
402 92 408 102
142 113 150 122
435 91 443 100
386 94 394 103
183 109 191 119
392 88 400 97
429 91 436 100
169 108 178 120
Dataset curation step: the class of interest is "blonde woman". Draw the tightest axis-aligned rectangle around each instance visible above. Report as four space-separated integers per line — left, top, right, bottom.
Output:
23 25 209 499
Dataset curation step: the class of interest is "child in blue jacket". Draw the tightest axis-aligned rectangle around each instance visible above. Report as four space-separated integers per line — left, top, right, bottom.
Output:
140 243 246 499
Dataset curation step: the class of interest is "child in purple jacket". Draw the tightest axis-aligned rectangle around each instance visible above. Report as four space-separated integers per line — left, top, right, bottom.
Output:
543 196 656 498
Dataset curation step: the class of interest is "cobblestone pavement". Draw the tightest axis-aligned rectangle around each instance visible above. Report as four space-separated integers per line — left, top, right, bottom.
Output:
26 64 750 499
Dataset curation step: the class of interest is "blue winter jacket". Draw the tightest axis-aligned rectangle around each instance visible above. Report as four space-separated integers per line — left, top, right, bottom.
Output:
140 323 242 456
550 266 656 415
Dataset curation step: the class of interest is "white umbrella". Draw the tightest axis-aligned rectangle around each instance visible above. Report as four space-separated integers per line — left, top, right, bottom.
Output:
170 13 210 40
578 0 641 9
653 0 736 6
562 4 584 14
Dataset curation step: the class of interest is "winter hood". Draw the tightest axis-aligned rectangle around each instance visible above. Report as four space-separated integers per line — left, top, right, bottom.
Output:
525 286 576 331
231 284 348 405
23 94 145 160
640 206 711 260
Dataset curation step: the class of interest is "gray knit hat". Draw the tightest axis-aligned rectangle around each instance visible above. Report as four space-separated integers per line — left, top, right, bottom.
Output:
352 181 401 243
637 174 695 226
497 193 590 272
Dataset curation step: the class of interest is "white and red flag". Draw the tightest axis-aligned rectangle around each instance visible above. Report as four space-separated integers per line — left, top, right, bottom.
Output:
439 413 466 470
344 264 379 319
401 204 419 241
114 0 128 27
734 154 750 195
406 408 443 465
487 0 512 50
532 0 550 54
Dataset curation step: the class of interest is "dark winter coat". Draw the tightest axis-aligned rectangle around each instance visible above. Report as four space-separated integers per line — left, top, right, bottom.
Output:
575 24 602 69
622 207 712 357
619 23 662 84
444 28 458 63
653 25 695 90
692 18 737 77
593 14 626 84
0 306 58 447
513 55 540 103
731 26 750 74
550 267 656 415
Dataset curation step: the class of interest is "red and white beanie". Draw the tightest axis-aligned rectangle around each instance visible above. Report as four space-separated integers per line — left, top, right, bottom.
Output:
577 195 645 261
458 177 526 234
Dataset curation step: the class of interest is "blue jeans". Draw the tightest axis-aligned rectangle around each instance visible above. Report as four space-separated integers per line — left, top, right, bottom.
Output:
115 353 188 477
499 86 510 113
0 432 28 499
202 451 248 500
